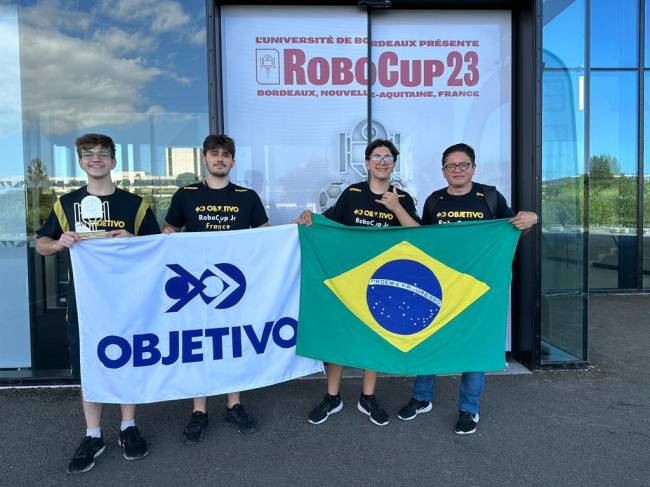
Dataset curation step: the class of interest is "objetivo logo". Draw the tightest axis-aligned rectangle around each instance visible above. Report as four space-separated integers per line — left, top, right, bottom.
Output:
366 259 443 336
164 263 246 313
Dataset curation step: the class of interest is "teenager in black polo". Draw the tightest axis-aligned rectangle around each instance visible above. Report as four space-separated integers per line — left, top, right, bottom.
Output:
36 133 160 475
163 134 268 444
295 139 420 426
396 142 537 435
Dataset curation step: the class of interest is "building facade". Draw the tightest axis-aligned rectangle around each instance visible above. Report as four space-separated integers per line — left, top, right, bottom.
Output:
0 0 647 383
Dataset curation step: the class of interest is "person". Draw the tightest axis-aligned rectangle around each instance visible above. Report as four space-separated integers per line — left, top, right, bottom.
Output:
396 142 538 435
36 133 160 474
163 134 268 443
295 139 419 426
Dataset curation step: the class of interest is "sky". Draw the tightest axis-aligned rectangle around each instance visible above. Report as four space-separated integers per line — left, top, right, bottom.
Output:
543 0 645 178
0 0 209 177
1 0 648 180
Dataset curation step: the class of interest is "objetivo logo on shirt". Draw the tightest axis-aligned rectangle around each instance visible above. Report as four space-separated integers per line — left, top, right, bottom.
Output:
164 263 246 313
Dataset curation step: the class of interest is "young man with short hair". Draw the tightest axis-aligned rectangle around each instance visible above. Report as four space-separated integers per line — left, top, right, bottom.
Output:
163 134 268 443
36 133 160 474
397 142 537 435
296 139 420 427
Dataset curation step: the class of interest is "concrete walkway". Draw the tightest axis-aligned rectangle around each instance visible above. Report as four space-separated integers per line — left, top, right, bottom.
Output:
1 295 648 486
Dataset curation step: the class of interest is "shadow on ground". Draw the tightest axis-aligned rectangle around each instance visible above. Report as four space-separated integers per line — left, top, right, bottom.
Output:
1 295 648 487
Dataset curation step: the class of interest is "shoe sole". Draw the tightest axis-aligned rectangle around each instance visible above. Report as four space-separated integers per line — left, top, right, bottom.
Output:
455 427 477 435
455 413 479 435
307 401 343 425
183 433 204 445
397 402 433 421
117 439 149 461
66 445 105 475
357 402 389 426
183 427 206 445
225 415 258 435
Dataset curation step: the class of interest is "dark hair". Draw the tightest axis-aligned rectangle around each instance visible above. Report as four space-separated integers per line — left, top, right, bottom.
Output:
365 139 399 160
442 143 475 166
75 134 115 159
203 134 236 157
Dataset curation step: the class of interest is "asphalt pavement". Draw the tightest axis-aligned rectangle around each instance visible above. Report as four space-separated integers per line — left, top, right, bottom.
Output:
1 294 648 487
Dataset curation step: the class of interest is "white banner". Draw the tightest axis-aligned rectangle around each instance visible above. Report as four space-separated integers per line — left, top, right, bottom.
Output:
70 225 323 404
222 7 512 223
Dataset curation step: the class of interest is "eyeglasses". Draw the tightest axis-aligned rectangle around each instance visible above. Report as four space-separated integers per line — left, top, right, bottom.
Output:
368 155 395 164
81 150 112 159
443 162 473 172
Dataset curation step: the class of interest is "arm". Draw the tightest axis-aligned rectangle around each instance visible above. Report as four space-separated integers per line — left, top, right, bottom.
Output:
293 209 313 226
509 211 538 234
162 224 181 234
36 232 80 256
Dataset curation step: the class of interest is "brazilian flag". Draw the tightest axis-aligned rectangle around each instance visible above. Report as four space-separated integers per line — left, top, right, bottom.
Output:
296 215 521 374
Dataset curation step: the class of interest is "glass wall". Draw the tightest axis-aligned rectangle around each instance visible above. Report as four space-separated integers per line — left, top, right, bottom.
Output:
541 0 588 363
542 0 649 362
0 1 208 378
589 0 639 290
589 71 638 289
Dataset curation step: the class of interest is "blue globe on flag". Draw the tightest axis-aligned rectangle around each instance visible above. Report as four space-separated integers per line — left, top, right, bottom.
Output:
366 259 443 335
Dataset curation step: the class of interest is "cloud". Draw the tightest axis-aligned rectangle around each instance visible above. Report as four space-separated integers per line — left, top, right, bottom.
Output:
13 0 203 135
92 27 158 55
187 27 206 47
99 0 191 33
19 24 163 134
19 0 93 32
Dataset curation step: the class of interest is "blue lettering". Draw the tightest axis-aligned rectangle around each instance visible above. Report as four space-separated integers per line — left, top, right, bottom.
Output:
97 335 131 369
182 329 203 363
205 327 229 360
133 333 161 367
272 317 297 348
96 317 299 369
231 326 243 358
243 321 273 354
161 330 179 365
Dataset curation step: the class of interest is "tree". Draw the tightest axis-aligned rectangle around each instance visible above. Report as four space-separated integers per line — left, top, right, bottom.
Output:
175 172 198 187
589 154 620 196
26 158 49 188
25 158 54 235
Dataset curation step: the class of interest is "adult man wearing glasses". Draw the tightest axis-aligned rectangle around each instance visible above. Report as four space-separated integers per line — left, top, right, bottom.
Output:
163 134 268 443
397 142 537 435
36 133 160 474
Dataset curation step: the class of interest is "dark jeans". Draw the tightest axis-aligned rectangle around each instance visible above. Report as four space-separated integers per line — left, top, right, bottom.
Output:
412 372 485 414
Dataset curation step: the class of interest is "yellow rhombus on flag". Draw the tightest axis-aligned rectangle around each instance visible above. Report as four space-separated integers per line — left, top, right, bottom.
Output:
324 241 490 352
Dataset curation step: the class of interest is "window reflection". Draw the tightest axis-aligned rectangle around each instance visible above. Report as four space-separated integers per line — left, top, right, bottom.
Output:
543 0 585 69
589 71 638 289
541 58 587 362
4 0 209 376
591 0 638 68
642 70 650 289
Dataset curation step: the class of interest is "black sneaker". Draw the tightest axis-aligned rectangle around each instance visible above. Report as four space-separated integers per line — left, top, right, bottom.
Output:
183 411 209 444
357 394 389 426
307 394 343 425
224 404 258 435
455 411 479 435
397 397 433 421
118 426 149 460
67 436 106 474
